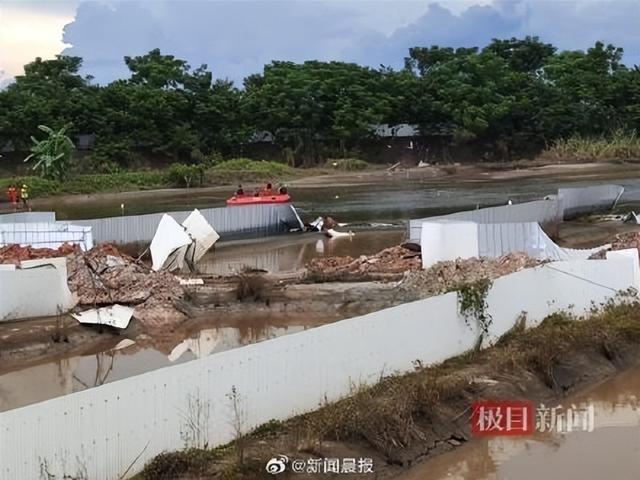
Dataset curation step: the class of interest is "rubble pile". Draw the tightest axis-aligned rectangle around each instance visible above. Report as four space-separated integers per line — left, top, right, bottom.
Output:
66 244 185 325
403 252 543 298
0 243 79 264
306 245 422 281
589 231 640 259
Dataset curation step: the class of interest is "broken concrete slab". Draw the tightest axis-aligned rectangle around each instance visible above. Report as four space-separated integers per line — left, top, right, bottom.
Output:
72 305 135 329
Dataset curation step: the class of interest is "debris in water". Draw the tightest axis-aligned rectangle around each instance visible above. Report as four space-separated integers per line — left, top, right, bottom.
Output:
72 304 135 329
306 245 422 281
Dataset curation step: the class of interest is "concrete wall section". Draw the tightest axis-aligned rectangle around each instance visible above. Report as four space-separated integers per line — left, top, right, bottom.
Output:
0 255 636 479
0 258 76 321
421 221 479 268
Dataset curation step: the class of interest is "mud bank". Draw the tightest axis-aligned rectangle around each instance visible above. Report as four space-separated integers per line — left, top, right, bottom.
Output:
138 302 640 480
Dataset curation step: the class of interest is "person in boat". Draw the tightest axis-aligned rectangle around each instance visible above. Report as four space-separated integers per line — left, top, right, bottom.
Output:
236 184 244 196
279 184 288 195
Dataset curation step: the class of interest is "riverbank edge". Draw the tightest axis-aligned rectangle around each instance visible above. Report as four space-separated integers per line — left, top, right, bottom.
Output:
3 157 640 213
137 301 640 479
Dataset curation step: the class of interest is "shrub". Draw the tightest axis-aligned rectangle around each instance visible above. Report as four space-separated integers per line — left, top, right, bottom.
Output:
326 158 369 171
0 176 61 196
544 129 640 161
166 163 205 188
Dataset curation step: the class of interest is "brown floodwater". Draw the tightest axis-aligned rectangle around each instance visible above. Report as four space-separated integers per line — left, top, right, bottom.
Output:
199 229 405 274
398 365 640 480
0 312 341 412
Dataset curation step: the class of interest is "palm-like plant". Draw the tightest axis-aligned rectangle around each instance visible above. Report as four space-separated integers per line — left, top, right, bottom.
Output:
24 125 75 181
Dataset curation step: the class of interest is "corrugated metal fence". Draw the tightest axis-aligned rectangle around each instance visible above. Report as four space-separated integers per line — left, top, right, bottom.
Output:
558 184 624 218
74 204 304 244
0 212 56 223
409 184 624 241
0 255 636 479
409 198 562 241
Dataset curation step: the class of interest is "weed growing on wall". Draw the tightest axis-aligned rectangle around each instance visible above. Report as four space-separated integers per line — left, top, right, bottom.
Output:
457 278 493 335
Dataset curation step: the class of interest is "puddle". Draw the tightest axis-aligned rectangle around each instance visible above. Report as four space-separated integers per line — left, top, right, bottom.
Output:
198 229 404 274
398 366 640 480
0 312 337 412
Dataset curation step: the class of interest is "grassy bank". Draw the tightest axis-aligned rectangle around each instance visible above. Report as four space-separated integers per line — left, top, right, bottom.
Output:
542 130 640 161
138 300 640 479
0 158 299 197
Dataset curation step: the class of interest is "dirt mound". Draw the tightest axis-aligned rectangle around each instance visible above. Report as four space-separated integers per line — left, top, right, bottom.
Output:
0 243 79 264
589 231 640 259
66 244 185 326
403 252 542 298
306 245 421 282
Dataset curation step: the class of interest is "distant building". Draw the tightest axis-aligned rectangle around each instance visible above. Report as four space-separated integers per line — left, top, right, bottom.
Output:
247 131 275 144
371 124 420 138
75 134 96 150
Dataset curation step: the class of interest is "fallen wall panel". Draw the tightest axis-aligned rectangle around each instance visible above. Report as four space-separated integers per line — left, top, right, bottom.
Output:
0 255 636 479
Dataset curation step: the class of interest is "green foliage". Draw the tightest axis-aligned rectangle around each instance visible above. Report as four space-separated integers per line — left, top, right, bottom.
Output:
544 129 640 160
24 125 75 180
62 171 168 194
166 163 205 187
326 158 369 171
1 41 640 167
0 176 61 196
456 279 493 335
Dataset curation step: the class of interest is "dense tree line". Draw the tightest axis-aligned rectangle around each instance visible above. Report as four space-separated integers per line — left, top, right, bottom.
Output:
1 37 639 169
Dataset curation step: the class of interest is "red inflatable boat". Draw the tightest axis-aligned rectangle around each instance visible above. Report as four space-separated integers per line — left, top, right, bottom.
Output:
226 193 291 206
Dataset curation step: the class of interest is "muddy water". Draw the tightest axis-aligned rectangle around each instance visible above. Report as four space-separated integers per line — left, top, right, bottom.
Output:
0 312 340 412
199 229 404 274
44 176 640 223
398 366 640 480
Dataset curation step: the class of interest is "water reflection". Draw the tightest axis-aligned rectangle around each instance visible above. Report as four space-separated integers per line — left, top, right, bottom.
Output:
399 366 640 480
0 316 326 412
197 229 404 274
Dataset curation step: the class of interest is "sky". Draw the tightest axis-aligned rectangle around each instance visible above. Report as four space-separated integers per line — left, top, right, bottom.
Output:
1 0 639 87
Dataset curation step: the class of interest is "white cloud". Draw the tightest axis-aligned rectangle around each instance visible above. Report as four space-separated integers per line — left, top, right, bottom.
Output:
2 0 639 85
0 1 78 82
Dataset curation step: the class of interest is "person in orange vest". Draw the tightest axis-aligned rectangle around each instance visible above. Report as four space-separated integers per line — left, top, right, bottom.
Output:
6 184 17 205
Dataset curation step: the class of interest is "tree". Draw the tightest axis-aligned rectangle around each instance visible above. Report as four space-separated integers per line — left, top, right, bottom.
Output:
24 125 75 180
484 36 556 74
